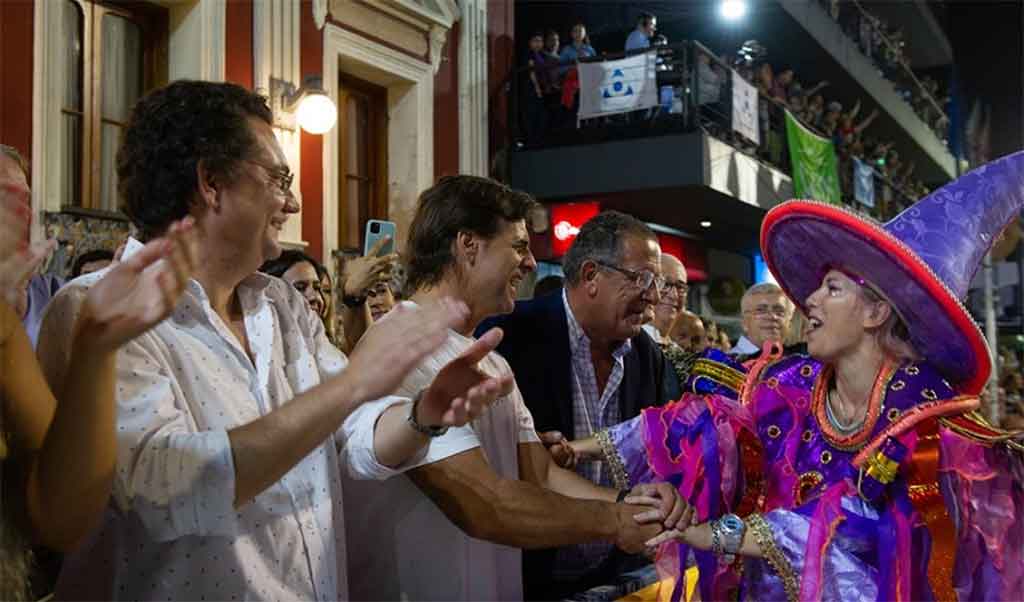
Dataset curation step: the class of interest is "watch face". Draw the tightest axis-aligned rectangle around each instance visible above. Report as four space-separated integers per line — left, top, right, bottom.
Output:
721 515 743 534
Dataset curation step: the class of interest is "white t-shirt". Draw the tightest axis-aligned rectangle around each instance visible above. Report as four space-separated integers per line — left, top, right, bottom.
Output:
341 313 541 601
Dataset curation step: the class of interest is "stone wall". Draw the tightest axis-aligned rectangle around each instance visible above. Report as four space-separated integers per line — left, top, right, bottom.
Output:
42 211 131 279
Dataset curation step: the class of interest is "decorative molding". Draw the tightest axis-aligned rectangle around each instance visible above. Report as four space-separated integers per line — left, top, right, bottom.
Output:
322 23 434 265
30 0 56 242
312 0 328 30
199 0 227 81
457 0 487 176
428 23 449 74
254 0 305 247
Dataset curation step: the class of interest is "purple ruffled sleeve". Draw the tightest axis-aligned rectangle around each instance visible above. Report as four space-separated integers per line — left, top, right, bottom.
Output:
940 428 1024 600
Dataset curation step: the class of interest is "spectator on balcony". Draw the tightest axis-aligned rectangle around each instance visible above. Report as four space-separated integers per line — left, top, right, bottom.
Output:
837 106 880 146
559 22 595 75
523 32 549 145
821 100 842 136
807 93 825 129
770 67 793 104
625 12 656 52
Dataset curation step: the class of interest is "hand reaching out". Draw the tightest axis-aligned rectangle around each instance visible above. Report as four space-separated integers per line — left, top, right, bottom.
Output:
539 431 578 470
416 327 515 427
625 482 693 531
77 218 198 353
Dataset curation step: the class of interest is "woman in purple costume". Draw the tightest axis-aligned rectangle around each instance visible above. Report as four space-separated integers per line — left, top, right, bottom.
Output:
563 152 1024 601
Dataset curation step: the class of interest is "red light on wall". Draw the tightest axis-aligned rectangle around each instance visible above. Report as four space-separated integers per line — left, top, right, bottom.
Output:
549 202 600 257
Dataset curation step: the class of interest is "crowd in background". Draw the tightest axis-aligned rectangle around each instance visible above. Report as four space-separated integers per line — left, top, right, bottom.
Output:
819 0 951 143
520 7 943 219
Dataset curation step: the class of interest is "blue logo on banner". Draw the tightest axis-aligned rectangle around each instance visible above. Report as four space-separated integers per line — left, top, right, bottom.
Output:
603 68 634 98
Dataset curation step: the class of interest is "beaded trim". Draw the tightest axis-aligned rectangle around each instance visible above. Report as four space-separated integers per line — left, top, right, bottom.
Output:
595 429 630 490
748 513 799 602
853 396 981 467
812 358 897 452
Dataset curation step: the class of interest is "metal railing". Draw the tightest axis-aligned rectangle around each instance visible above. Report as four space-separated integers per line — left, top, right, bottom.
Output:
510 39 928 221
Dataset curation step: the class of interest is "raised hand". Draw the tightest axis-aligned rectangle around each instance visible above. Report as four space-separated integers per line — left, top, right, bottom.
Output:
0 182 57 310
343 236 397 297
341 297 470 403
416 327 515 427
77 218 198 353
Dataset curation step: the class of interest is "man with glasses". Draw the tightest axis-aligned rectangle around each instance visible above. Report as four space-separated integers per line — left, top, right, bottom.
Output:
478 210 682 600
37 80 512 601
730 282 795 358
642 253 688 347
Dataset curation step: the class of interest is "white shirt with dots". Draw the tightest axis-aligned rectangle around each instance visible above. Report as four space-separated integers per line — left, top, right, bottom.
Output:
36 238 408 601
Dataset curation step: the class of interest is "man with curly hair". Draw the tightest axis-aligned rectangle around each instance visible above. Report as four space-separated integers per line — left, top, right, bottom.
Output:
36 80 511 601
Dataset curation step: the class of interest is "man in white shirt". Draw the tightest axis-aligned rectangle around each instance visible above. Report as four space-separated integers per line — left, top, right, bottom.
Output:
731 282 795 358
36 81 510 601
342 176 689 601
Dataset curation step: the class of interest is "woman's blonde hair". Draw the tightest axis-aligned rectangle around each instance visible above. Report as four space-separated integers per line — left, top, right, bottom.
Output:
857 283 921 364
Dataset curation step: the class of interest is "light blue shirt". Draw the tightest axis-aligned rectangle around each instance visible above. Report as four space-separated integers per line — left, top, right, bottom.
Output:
625 29 650 52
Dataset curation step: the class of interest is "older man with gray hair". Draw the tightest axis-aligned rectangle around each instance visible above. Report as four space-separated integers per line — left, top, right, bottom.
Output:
478 210 682 599
730 282 795 358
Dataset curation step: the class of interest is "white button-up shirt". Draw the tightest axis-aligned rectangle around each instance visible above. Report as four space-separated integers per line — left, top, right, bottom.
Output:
36 238 404 601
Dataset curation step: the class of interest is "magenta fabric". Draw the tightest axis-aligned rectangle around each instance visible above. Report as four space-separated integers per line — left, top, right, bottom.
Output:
603 354 1024 601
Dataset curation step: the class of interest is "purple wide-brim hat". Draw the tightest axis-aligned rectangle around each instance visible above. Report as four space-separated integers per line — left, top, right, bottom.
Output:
761 150 1024 394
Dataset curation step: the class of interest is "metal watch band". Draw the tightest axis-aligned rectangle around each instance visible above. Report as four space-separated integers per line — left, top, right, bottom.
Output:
406 390 449 437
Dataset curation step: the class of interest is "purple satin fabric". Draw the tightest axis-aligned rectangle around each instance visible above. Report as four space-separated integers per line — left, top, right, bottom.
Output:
605 354 1024 601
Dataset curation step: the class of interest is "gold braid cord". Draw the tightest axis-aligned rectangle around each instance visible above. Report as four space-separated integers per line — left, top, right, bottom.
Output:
595 429 631 490
939 410 1024 453
747 513 799 602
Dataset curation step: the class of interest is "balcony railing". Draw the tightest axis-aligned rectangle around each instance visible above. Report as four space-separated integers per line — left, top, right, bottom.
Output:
511 39 933 221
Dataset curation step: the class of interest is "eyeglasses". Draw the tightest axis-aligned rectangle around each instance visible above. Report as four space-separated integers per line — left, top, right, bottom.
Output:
243 159 294 196
743 304 790 318
594 260 665 292
662 279 689 298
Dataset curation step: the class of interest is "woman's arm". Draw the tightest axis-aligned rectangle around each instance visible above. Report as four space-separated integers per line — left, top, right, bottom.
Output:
12 306 119 550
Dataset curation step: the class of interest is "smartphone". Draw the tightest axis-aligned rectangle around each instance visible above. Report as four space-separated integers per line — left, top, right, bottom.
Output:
364 219 396 256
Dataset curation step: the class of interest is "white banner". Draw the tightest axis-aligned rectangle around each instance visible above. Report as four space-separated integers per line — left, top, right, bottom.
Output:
854 158 876 208
731 70 759 144
578 53 658 120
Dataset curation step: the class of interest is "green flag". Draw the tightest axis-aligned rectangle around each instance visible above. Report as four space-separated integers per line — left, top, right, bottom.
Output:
784 110 841 204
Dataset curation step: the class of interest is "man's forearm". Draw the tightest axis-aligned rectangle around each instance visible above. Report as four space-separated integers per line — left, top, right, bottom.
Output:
373 401 430 467
227 371 366 506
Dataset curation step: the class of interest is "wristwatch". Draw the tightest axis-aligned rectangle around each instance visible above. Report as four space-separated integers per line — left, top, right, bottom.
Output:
716 513 746 564
406 390 449 437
